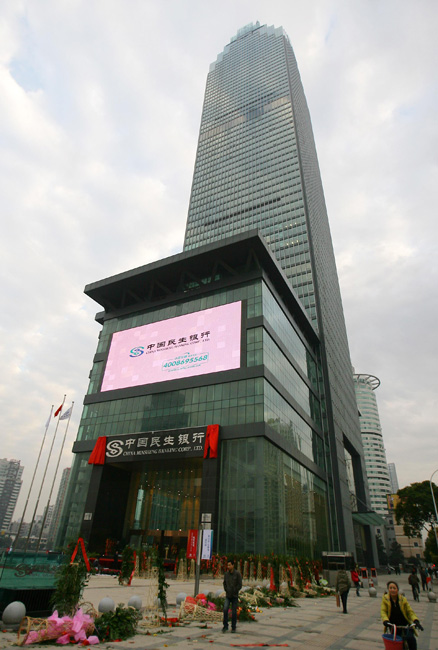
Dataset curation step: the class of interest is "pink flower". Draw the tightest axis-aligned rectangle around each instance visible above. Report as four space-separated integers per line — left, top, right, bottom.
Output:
74 629 87 642
86 636 99 645
56 633 71 644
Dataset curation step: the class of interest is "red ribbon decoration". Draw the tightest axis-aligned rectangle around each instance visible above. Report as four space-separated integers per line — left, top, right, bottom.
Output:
127 551 137 586
88 436 107 465
269 566 276 591
286 562 294 586
204 424 219 459
70 537 91 572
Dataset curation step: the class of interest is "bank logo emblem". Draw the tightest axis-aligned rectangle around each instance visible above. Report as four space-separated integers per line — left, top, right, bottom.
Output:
106 440 124 457
129 347 145 357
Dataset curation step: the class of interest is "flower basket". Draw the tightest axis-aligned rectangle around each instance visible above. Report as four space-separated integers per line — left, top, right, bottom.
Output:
17 608 96 646
179 599 223 623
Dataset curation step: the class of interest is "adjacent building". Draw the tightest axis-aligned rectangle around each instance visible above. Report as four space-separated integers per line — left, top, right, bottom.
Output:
353 374 391 516
0 459 23 533
57 23 374 563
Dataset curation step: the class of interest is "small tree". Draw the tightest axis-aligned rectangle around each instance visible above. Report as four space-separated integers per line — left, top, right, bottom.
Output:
424 528 438 564
51 558 89 615
388 541 404 567
395 481 438 538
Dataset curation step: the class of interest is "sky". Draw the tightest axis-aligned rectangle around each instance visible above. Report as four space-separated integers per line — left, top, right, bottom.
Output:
1 0 437 522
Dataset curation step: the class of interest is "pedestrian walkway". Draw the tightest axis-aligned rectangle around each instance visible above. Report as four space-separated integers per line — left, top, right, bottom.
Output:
1 573 437 648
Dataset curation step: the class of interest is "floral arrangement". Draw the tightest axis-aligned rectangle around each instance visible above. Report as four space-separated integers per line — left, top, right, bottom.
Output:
19 608 98 646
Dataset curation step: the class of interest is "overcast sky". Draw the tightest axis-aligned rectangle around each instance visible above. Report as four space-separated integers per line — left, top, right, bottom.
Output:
1 0 437 521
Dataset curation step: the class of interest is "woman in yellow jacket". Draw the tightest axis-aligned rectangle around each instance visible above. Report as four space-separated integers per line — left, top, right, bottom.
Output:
381 581 423 650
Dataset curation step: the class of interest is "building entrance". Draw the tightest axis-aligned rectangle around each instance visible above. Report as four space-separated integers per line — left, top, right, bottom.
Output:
125 458 202 560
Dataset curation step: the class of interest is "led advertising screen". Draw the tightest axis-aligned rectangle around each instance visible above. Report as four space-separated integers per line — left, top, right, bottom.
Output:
101 301 242 392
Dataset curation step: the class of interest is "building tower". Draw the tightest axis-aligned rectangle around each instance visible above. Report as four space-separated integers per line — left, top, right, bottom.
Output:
353 374 391 515
0 459 23 532
56 23 375 563
184 23 371 553
387 463 399 494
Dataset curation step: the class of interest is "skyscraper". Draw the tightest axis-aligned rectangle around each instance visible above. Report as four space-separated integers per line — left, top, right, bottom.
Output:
57 22 375 563
184 23 371 553
353 374 391 515
0 458 23 532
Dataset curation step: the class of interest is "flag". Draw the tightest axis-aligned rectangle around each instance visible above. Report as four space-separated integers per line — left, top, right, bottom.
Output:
60 405 73 421
186 530 198 559
54 405 63 417
45 407 53 428
201 530 213 560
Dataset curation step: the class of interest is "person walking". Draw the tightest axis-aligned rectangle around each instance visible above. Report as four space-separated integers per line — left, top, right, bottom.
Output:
381 580 423 650
408 568 420 600
351 568 361 596
335 568 351 614
223 559 242 633
419 567 427 591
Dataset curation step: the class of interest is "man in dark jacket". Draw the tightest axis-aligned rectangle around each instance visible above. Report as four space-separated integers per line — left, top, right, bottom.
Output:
223 560 242 633
408 568 420 600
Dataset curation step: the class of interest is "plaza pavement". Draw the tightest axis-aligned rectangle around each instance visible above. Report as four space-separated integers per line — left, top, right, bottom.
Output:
1 572 437 649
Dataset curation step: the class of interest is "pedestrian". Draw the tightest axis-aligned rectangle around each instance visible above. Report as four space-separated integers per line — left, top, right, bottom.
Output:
351 568 361 596
222 559 242 633
408 568 420 600
381 580 423 650
419 567 427 591
335 568 351 614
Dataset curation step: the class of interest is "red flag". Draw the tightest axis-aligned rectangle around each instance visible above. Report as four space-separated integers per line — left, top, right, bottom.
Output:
54 404 63 417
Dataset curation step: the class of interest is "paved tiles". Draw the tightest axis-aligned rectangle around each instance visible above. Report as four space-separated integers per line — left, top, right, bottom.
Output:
1 573 437 649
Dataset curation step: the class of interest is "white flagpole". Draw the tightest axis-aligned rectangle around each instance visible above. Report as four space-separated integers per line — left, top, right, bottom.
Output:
36 402 74 552
12 405 54 551
25 395 66 552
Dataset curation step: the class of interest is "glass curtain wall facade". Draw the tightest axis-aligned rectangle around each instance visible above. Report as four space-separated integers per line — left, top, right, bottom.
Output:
183 23 370 552
56 235 330 556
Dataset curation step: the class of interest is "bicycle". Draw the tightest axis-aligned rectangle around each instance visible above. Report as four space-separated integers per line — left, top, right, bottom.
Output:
412 584 420 602
383 622 423 650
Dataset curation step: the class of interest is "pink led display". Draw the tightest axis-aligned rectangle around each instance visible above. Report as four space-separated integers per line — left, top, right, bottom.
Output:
101 301 242 391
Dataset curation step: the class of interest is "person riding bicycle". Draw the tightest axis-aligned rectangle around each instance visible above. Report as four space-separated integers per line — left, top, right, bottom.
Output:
408 568 420 600
381 580 423 650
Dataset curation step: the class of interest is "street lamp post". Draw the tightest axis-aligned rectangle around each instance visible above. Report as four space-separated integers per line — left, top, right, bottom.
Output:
430 470 438 552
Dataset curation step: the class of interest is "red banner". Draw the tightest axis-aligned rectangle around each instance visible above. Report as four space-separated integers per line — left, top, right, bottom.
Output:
88 436 107 465
204 424 219 459
187 529 198 559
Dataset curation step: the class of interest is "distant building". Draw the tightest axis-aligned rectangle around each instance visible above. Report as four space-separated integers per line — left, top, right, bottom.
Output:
387 463 399 494
47 467 71 549
387 494 424 563
0 458 23 532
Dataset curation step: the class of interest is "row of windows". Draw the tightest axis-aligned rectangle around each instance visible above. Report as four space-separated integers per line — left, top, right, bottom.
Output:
80 377 324 468
247 326 318 419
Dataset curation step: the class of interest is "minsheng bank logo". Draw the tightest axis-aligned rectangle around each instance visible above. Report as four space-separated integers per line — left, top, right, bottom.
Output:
129 347 145 357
